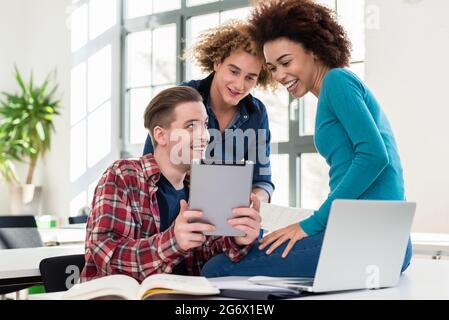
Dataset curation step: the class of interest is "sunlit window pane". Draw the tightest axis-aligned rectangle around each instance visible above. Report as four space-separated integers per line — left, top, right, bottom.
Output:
349 62 365 81
87 45 111 112
88 177 101 207
315 0 336 10
71 3 88 52
153 85 173 96
270 154 289 206
187 0 217 7
186 13 219 80
70 120 87 182
127 31 151 88
253 88 289 143
70 62 87 126
220 7 250 24
89 0 117 40
129 88 152 144
70 191 87 216
300 153 330 210
337 0 365 62
126 0 152 18
153 0 180 13
152 24 177 85
87 101 111 167
300 93 318 136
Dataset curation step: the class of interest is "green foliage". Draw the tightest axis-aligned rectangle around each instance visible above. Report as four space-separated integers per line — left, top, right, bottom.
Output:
0 65 61 184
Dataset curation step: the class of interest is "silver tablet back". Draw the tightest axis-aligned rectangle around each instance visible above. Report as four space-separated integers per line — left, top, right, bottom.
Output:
189 159 254 237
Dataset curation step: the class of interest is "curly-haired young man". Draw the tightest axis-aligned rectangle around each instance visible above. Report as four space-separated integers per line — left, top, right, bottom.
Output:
143 20 276 204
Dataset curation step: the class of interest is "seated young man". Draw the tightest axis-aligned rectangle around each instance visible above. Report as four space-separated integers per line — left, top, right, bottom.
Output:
81 86 261 282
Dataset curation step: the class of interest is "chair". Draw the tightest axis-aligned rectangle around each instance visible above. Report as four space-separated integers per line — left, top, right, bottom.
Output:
0 215 44 298
39 254 85 293
0 215 43 249
68 215 88 225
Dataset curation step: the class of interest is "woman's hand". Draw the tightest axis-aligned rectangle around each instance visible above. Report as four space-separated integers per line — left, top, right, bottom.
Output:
259 223 308 258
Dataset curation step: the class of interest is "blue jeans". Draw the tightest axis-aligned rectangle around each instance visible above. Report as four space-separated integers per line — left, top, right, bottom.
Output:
201 232 413 278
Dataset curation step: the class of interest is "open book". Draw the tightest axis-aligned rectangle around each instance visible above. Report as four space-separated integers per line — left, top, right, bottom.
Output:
62 274 220 300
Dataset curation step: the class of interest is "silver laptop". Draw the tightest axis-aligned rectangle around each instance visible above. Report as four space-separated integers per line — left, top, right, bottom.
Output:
251 200 415 293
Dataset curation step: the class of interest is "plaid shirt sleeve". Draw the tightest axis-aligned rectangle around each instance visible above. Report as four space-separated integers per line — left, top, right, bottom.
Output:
84 166 188 282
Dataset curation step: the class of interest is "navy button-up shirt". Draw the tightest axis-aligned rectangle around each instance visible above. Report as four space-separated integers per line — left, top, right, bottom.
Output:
143 73 275 198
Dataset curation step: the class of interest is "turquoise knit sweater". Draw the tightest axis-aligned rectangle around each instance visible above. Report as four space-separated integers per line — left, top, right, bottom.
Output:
300 68 405 236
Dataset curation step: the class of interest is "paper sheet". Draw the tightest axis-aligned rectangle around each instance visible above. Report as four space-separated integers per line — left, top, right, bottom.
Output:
260 203 313 232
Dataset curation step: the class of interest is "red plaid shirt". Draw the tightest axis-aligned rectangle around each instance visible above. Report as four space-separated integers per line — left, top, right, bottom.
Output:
81 154 252 282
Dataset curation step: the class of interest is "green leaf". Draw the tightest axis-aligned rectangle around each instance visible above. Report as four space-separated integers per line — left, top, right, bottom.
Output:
35 122 46 141
29 70 35 100
14 65 27 96
44 106 54 113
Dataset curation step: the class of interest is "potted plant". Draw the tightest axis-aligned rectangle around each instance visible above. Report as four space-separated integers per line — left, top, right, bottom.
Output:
0 66 61 214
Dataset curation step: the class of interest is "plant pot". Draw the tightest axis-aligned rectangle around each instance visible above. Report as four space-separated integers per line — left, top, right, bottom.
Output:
8 184 43 215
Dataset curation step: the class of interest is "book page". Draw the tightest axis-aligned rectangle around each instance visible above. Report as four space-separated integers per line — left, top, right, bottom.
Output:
62 274 140 300
260 203 313 233
138 274 220 298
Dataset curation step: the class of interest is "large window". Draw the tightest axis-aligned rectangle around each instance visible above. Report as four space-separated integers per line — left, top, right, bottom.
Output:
69 0 121 216
71 0 366 214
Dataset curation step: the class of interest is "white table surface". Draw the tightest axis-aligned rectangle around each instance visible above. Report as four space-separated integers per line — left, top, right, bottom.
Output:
411 232 449 255
299 258 449 300
28 258 449 300
38 227 86 245
0 245 84 280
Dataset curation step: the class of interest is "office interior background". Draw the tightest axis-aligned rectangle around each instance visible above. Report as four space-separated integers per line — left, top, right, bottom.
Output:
0 0 448 234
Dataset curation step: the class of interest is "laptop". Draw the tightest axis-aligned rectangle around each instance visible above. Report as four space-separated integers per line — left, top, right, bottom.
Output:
249 200 416 293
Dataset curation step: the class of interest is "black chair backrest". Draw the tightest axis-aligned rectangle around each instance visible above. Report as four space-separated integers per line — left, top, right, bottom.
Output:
68 215 88 225
0 215 37 228
0 215 43 249
39 254 85 293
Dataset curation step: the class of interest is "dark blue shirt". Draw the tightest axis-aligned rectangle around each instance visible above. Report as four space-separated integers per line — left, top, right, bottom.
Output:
143 73 275 197
156 174 189 232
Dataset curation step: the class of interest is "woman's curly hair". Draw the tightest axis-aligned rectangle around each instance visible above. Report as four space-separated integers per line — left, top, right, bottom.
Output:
248 0 352 68
187 20 276 90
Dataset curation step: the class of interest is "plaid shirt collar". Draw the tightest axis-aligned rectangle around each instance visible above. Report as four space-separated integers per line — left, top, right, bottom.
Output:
140 153 190 191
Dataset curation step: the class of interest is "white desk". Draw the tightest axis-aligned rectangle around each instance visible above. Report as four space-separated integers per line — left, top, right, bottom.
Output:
0 245 84 288
299 258 449 300
38 227 86 246
411 232 449 259
28 258 449 300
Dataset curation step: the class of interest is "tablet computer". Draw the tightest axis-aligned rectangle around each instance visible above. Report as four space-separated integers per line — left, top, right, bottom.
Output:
189 159 254 237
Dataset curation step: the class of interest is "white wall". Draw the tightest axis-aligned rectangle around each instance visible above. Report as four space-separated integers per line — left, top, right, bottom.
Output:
24 0 71 220
0 0 26 91
365 0 449 232
0 0 27 214
0 0 71 219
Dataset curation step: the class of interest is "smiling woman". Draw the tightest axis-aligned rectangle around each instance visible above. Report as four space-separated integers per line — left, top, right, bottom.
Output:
201 0 412 278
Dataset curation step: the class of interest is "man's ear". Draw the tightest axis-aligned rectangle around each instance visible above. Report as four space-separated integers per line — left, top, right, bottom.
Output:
153 126 167 146
213 60 221 72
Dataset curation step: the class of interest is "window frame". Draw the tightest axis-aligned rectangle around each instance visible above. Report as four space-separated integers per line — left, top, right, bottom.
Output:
119 0 365 208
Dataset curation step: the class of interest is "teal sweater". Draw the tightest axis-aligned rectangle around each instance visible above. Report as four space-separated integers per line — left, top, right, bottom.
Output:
299 68 405 236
